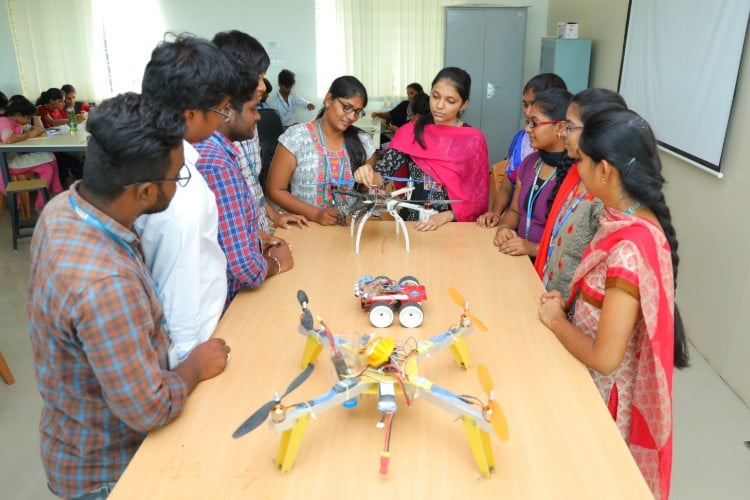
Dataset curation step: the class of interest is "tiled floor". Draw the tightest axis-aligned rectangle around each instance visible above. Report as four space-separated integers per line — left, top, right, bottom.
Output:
1 213 748 499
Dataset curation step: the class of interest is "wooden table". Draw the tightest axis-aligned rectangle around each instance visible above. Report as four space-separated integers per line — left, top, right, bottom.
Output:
111 223 651 499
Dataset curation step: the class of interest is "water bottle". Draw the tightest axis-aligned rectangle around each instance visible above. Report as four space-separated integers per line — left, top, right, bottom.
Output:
67 107 77 132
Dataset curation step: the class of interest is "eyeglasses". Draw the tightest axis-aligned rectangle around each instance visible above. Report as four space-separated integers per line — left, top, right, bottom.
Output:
124 164 192 188
209 103 232 122
336 97 366 119
564 124 584 133
525 119 563 129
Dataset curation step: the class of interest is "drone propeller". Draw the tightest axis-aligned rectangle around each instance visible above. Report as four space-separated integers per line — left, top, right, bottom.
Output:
477 363 509 440
447 287 488 332
383 175 424 183
232 363 315 438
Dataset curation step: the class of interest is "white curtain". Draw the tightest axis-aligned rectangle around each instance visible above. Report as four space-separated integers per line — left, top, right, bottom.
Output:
316 0 451 100
7 0 165 103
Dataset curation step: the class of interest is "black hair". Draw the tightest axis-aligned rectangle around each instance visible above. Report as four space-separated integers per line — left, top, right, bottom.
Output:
572 88 628 122
142 33 239 113
579 108 689 369
531 88 575 212
407 92 429 120
212 30 266 108
407 82 423 94
414 67 471 148
5 96 36 117
36 88 64 106
278 69 295 87
315 75 369 168
61 84 76 95
0 91 8 113
82 92 186 201
263 78 273 97
523 73 568 94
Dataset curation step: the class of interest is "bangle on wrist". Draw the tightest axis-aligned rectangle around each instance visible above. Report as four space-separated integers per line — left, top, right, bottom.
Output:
268 255 281 276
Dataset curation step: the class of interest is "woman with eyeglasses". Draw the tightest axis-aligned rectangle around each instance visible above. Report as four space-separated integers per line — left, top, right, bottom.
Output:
534 89 627 300
539 108 689 499
354 67 489 231
493 89 573 258
266 75 376 226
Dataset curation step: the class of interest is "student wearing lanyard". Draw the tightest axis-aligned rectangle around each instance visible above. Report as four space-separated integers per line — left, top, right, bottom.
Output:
494 89 573 259
267 75 377 225
28 93 231 500
534 89 628 301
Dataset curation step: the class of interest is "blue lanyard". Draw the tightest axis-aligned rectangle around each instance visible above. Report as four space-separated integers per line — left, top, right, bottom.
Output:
68 195 170 337
542 183 587 286
524 159 556 239
317 120 350 204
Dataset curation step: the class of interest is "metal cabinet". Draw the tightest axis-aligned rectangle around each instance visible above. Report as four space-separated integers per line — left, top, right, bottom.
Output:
444 6 527 164
540 38 592 94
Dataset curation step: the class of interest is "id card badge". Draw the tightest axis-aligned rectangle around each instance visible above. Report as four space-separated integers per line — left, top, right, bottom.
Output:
162 317 179 369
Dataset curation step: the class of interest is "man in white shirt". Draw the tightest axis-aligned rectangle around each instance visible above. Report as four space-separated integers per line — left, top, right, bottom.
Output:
134 34 238 367
268 68 315 128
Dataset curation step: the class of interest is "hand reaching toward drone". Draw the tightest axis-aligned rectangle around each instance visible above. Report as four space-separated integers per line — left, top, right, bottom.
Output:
273 212 311 229
415 211 454 232
312 206 339 226
353 163 384 187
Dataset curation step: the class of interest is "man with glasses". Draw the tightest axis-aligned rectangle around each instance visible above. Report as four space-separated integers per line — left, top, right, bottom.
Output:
28 93 231 500
196 31 294 306
135 34 238 368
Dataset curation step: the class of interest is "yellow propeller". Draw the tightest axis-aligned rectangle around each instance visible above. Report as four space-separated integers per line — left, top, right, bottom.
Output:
477 363 509 441
448 287 488 332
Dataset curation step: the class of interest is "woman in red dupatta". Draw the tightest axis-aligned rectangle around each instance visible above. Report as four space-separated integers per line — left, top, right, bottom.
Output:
354 67 489 230
534 89 627 301
538 109 689 500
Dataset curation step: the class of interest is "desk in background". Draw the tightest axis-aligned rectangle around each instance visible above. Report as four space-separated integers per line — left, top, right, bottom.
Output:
0 128 89 181
111 223 651 499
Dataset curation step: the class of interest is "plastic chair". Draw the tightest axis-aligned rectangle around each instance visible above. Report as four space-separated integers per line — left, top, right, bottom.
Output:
257 108 284 190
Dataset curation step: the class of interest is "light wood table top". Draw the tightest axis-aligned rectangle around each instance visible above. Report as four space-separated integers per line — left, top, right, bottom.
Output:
111 222 651 499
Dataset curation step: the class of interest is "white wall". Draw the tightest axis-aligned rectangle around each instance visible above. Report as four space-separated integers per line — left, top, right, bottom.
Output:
549 0 750 406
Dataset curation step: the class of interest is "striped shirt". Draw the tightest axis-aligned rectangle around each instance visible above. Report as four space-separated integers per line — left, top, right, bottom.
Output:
235 130 270 233
28 185 188 498
195 131 268 303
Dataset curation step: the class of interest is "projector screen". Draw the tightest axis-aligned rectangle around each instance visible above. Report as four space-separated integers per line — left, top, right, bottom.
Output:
619 0 750 172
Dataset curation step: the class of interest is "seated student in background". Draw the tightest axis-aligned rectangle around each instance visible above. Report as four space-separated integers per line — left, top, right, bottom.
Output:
214 30 308 234
258 77 272 109
355 67 489 231
268 69 315 128
36 88 68 128
539 108 690 500
135 34 237 367
477 73 568 227
61 84 89 122
494 89 573 258
196 31 293 304
0 96 63 209
372 82 425 144
266 75 376 226
534 88 627 300
407 91 430 123
0 91 8 115
28 92 231 500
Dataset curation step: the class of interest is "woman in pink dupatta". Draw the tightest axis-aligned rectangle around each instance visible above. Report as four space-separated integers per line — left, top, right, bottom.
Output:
538 109 689 499
354 67 489 230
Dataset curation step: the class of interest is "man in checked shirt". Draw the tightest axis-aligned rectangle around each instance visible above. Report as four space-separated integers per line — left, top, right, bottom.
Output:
28 93 231 500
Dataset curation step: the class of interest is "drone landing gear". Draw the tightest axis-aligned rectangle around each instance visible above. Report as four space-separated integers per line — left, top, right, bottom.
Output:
275 414 312 474
449 335 472 369
461 416 496 478
301 335 324 369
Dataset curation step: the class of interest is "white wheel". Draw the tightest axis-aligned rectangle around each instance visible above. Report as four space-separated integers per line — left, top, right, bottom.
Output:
398 275 419 287
369 303 395 328
399 303 424 328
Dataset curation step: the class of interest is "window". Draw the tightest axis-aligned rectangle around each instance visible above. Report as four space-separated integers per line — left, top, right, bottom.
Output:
8 0 165 103
315 0 451 100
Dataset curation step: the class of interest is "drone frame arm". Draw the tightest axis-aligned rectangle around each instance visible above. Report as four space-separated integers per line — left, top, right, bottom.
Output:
405 376 496 477
416 323 475 369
